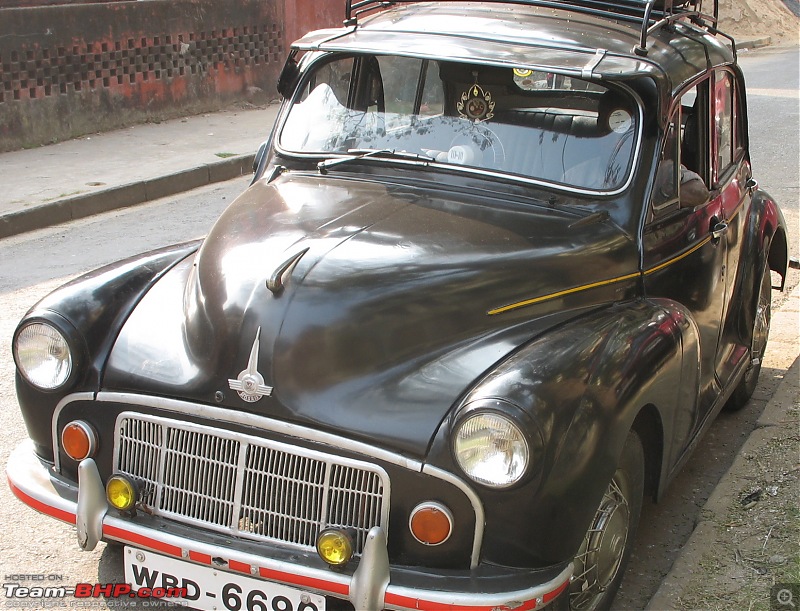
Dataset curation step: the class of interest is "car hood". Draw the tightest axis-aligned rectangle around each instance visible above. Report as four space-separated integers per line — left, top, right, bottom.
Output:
105 172 636 458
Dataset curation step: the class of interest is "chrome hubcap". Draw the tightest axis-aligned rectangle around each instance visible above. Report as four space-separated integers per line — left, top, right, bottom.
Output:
569 478 630 611
745 271 771 384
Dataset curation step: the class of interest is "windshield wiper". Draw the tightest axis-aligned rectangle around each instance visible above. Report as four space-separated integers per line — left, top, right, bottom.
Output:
318 148 435 174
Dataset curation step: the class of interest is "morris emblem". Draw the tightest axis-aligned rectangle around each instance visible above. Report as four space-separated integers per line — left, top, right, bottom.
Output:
228 327 273 402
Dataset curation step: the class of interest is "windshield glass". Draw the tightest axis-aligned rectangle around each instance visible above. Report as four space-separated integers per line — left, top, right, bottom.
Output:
279 54 640 192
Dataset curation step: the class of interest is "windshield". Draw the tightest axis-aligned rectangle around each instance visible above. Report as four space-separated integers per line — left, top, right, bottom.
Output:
279 54 640 192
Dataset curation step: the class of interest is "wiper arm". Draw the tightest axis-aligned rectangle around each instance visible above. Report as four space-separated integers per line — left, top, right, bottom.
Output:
317 148 434 174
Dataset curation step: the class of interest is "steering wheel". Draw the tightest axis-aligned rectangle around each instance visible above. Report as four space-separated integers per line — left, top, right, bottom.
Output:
448 121 506 169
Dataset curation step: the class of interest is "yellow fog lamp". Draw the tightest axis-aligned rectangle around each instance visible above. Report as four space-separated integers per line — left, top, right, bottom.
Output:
316 529 354 567
106 474 138 512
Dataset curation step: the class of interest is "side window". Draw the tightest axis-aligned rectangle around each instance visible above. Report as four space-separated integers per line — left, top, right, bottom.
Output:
653 120 680 212
713 70 735 184
301 57 354 107
375 57 445 129
420 60 445 117
651 84 711 216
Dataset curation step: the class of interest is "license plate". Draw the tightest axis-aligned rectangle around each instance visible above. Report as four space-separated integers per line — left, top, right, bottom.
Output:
124 546 327 611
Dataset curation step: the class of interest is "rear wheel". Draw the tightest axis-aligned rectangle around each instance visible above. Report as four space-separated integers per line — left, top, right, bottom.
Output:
726 259 772 411
564 431 644 611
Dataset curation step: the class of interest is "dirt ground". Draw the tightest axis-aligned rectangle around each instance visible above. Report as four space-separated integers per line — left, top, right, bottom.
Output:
649 356 800 611
719 0 800 42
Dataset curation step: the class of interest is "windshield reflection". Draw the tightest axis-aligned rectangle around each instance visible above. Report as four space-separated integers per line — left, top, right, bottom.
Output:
279 55 639 192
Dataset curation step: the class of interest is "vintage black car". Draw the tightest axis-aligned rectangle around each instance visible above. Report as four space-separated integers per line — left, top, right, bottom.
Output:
8 1 789 610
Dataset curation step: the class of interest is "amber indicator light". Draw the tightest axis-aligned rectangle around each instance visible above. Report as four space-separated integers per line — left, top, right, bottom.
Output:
409 502 453 546
61 421 96 461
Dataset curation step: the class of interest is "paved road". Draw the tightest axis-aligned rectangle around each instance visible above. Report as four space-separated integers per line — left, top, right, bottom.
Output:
0 179 248 610
739 44 799 267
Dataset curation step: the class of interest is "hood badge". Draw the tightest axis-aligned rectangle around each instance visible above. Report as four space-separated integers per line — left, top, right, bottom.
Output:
228 327 273 403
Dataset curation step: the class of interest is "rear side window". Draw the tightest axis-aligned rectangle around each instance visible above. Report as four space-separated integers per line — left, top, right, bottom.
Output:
714 71 734 180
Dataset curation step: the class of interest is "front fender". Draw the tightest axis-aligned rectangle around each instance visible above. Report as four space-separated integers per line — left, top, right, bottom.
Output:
13 240 201 461
426 300 685 567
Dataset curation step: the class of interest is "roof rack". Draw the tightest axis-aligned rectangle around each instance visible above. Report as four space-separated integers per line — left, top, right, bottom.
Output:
343 0 720 55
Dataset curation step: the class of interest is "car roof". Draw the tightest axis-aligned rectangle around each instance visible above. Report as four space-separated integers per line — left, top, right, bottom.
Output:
292 1 735 100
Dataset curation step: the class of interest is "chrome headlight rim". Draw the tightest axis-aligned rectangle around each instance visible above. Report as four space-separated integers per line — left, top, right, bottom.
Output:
451 401 533 490
13 315 81 392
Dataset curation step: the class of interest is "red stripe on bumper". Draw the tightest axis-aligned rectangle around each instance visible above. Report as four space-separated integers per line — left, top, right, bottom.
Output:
543 579 570 604
258 566 350 597
189 550 212 564
384 593 539 611
103 524 183 558
384 578 569 611
229 559 252 574
7 476 77 525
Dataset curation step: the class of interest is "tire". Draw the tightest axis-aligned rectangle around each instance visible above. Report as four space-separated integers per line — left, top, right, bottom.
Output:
726 259 772 411
560 431 645 611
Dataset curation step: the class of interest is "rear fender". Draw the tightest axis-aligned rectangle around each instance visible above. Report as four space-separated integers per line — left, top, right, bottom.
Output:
728 188 788 347
748 188 788 287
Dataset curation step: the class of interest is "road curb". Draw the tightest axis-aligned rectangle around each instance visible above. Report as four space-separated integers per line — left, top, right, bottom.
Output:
737 35 773 50
0 153 254 240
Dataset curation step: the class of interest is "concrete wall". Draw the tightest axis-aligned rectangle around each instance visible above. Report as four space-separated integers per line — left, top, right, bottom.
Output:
0 0 344 152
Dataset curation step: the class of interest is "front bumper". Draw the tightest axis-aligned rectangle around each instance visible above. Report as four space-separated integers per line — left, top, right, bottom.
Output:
8 440 572 610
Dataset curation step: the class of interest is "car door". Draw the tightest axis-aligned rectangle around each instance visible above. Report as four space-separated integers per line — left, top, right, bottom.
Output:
642 78 728 457
709 68 754 388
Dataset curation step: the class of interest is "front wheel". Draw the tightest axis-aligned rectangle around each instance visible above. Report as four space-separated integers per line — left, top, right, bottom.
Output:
561 431 644 611
726 259 772 411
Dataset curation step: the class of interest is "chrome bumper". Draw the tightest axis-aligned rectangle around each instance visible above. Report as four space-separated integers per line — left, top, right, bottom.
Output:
7 440 572 610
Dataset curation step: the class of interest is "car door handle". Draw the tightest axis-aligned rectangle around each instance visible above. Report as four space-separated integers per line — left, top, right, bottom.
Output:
711 221 729 240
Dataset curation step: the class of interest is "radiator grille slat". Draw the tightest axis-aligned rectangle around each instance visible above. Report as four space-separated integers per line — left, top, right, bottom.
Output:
114 413 389 553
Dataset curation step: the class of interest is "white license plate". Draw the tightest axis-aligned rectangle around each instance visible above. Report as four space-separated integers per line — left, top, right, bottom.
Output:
124 546 327 611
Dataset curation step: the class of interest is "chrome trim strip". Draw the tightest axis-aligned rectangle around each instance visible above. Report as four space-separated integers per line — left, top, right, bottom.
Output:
421 464 484 569
52 392 97 473
297 29 602 59
96 392 423 471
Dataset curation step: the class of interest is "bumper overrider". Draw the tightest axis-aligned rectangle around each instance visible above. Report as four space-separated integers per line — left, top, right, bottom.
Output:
8 441 571 610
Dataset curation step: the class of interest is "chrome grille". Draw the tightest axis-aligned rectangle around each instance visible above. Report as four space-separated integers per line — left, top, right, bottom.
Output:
114 413 390 553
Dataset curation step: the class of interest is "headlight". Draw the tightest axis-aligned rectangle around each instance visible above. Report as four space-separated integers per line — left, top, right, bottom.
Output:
14 322 73 390
453 411 529 488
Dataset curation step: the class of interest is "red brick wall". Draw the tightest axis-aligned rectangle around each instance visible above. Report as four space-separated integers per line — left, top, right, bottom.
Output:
0 0 287 151
284 0 344 48
0 0 353 151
